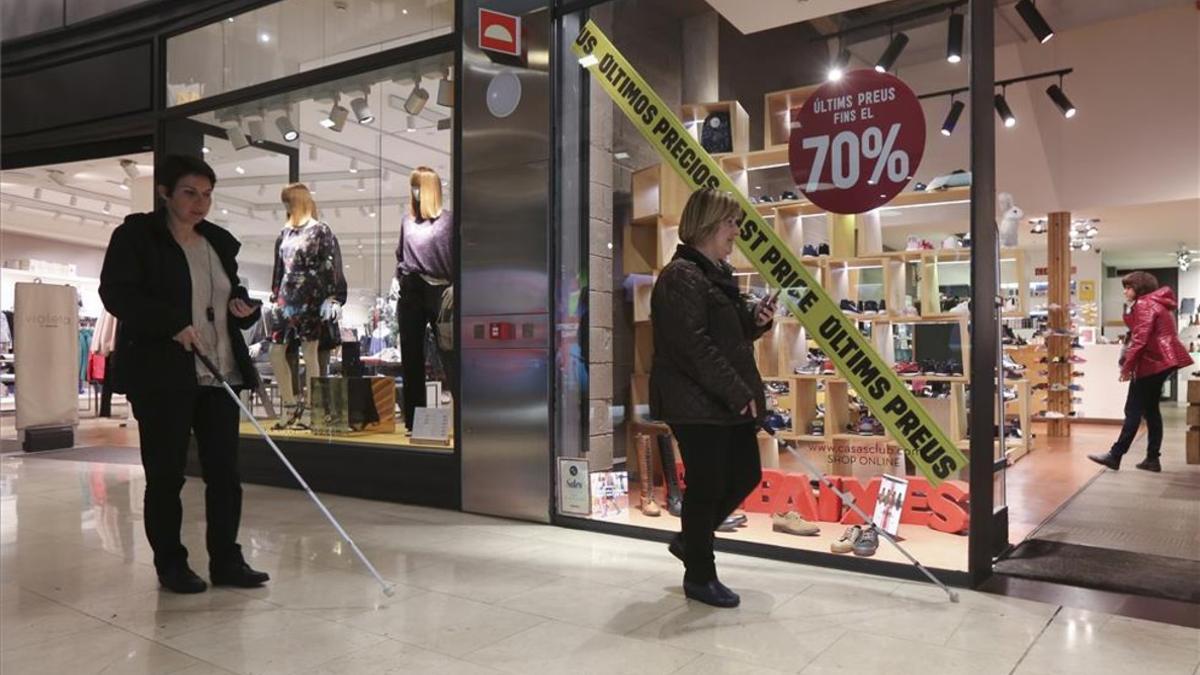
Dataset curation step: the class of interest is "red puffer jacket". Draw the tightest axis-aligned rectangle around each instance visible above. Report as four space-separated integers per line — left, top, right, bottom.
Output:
1122 286 1193 379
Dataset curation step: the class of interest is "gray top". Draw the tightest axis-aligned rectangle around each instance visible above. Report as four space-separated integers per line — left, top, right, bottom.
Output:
395 210 454 283
179 234 242 387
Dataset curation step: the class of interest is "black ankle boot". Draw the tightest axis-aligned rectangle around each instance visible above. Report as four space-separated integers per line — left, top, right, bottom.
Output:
683 579 740 608
159 566 207 594
210 561 270 588
1087 452 1121 470
656 435 683 517
1136 457 1162 472
668 533 684 562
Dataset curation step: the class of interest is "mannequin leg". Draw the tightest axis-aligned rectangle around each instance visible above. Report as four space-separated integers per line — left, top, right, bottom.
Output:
301 340 321 397
399 283 428 431
269 344 295 407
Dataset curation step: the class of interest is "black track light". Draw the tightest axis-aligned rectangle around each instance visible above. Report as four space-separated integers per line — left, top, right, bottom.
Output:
875 32 908 73
941 99 965 136
1015 0 1054 44
946 12 964 64
994 91 1016 128
1046 84 1076 118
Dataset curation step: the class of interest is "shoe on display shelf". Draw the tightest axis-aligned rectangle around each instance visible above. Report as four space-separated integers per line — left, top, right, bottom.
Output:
821 359 837 375
852 526 880 557
831 525 863 554
1069 355 1087 363
764 410 792 433
808 417 825 436
861 300 879 315
802 244 819 257
1004 368 1025 381
857 416 885 436
1002 387 1018 402
764 381 790 395
894 361 921 375
941 235 961 249
920 239 935 250
1041 411 1066 419
878 299 887 314
780 190 798 201
950 298 971 314
771 511 821 536
839 299 860 314
947 360 963 376
906 236 921 252
1068 383 1084 391
818 243 831 256
1002 354 1025 371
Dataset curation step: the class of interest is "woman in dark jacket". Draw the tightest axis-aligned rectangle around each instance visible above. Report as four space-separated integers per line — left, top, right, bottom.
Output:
99 155 268 594
1089 271 1193 472
650 188 776 608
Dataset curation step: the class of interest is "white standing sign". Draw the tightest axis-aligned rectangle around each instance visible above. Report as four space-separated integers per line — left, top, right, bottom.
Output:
411 407 451 445
14 283 79 431
558 458 591 516
872 473 909 537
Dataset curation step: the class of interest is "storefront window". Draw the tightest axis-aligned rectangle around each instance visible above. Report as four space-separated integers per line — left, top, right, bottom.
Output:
166 0 453 106
176 53 456 452
555 0 1001 573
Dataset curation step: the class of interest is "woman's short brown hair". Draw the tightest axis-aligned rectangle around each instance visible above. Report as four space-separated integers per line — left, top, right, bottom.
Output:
678 188 740 247
1122 271 1159 298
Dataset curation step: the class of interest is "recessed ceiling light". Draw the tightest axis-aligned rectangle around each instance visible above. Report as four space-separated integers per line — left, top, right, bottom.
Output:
235 166 246 175
202 146 210 154
259 32 271 44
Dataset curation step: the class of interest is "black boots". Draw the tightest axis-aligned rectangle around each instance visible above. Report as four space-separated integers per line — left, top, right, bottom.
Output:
657 435 683 517
210 561 271 588
1136 457 1162 472
668 533 684 562
159 566 207 594
683 579 740 608
1087 452 1121 470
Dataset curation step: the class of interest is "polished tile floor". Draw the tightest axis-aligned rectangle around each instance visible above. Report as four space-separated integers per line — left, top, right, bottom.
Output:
1 453 1197 675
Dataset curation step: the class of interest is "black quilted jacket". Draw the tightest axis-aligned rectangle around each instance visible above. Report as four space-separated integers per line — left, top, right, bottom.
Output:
649 245 770 425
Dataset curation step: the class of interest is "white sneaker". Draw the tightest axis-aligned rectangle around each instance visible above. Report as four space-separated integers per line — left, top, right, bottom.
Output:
906 235 921 252
942 236 961 249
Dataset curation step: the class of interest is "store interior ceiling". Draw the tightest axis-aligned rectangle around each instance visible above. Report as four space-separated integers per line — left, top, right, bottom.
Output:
1 1 1195 282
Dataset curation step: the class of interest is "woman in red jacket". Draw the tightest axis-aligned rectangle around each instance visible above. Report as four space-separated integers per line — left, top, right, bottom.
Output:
1089 272 1193 472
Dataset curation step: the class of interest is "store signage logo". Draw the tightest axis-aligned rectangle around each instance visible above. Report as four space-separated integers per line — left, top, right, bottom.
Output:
479 8 521 57
789 70 926 214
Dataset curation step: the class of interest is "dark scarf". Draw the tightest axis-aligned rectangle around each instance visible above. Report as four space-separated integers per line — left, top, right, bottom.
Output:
673 244 741 305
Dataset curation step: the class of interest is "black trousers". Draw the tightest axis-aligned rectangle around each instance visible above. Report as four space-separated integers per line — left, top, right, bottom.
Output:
1110 369 1173 459
398 273 455 431
131 386 243 574
669 422 762 583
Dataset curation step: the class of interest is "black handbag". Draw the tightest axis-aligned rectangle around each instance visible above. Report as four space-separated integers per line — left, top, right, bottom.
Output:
700 111 732 154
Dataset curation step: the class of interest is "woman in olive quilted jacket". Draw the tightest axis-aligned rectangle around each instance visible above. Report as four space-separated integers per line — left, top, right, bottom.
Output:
650 188 776 608
1089 271 1193 472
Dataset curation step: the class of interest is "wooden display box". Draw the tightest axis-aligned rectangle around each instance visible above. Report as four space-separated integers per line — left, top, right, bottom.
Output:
1188 379 1200 404
764 84 821 149
1188 429 1200 465
680 101 749 155
631 164 690 226
1187 404 1200 428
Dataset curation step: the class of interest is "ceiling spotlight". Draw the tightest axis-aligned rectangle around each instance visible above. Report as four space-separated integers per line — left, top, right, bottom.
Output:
356 178 366 192
119 179 130 191
349 158 359 173
47 170 69 186
120 159 140 179
321 102 349 132
874 32 908 73
994 91 1016 128
406 115 417 133
246 116 265 142
102 202 111 214
437 70 454 107
827 47 851 82
1046 83 1076 119
404 85 429 115
275 114 300 141
350 96 374 124
1079 240 1092 252
1015 0 1054 44
227 124 250 150
941 99 965 136
202 146 210 154
235 165 246 175
946 12 964 64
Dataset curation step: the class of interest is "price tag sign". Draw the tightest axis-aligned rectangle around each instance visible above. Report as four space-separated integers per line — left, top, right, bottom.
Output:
790 70 925 214
411 407 451 445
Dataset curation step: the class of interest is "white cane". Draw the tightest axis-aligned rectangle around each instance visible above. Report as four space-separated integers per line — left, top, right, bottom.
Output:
197 352 396 597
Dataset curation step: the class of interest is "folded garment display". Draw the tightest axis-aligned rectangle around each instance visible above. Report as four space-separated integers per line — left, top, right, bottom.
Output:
771 511 820 536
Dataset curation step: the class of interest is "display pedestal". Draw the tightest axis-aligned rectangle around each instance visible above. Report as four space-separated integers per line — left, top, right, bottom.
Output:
22 425 74 452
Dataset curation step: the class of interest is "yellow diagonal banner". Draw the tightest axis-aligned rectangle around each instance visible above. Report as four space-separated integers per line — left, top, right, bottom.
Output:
573 21 968 485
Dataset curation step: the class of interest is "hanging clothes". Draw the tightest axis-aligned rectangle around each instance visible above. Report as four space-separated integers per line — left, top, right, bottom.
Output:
91 310 119 355
78 327 94 385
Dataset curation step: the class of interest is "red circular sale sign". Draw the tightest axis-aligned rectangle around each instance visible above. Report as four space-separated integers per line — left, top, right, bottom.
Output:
789 70 925 214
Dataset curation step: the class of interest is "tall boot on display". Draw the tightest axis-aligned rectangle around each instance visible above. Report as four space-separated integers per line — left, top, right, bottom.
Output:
636 435 661 517
656 434 683 517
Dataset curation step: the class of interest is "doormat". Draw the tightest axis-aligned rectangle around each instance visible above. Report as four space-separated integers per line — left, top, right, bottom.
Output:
23 445 141 466
994 538 1200 604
